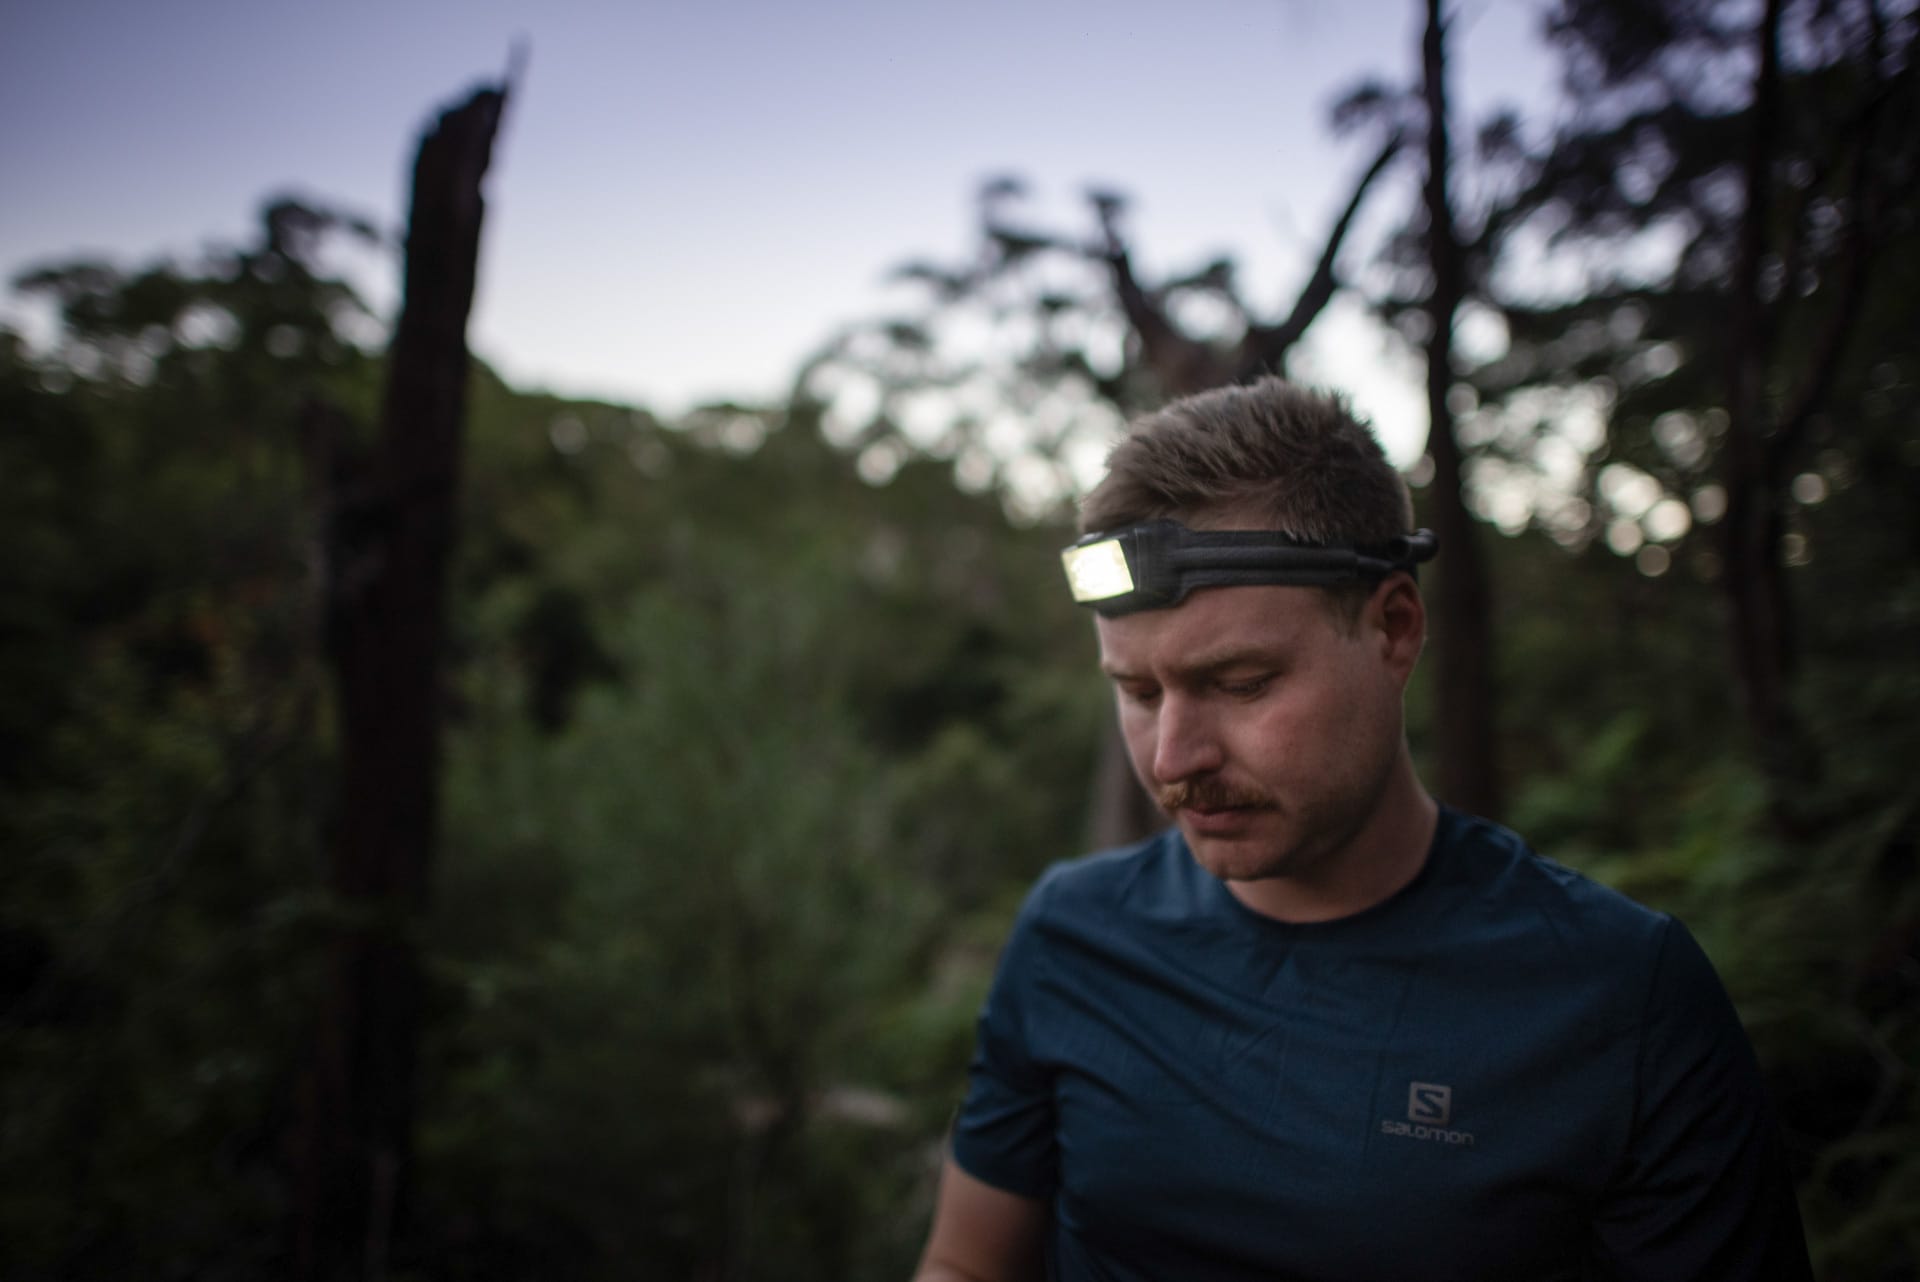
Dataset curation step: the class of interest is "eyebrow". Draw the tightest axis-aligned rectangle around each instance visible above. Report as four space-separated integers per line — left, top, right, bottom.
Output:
1100 645 1286 684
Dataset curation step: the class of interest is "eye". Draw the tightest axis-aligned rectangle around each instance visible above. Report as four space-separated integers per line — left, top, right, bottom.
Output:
1218 674 1273 699
1115 681 1161 707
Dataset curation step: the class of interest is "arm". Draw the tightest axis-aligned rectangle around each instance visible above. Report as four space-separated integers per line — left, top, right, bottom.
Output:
912 1157 1047 1282
920 872 1061 1280
1592 919 1812 1280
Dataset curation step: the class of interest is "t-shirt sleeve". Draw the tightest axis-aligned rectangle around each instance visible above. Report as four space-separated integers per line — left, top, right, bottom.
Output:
1591 917 1813 1281
949 875 1059 1201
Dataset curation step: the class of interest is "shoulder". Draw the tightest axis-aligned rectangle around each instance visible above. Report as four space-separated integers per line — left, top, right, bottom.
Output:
1021 827 1205 926
978 832 1195 1018
991 829 1215 974
1431 808 1675 970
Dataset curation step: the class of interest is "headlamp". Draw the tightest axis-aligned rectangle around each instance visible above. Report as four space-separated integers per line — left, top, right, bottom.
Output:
1060 520 1438 616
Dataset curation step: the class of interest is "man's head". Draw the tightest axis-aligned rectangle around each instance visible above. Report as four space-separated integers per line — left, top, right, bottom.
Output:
1079 378 1430 910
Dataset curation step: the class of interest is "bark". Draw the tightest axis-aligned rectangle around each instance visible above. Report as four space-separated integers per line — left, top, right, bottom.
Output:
293 80 508 1282
1422 0 1502 820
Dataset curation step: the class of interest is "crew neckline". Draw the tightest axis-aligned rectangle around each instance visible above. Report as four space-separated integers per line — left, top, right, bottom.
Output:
1193 804 1460 936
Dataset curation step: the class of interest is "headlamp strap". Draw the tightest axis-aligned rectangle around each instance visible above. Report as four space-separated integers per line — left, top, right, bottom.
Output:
1061 520 1438 615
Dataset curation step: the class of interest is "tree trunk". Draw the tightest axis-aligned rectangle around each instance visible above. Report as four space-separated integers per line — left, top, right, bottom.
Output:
1720 0 1813 804
1421 0 1502 821
294 80 508 1282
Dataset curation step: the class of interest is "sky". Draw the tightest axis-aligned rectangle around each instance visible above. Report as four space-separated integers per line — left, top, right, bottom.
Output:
0 0 1559 462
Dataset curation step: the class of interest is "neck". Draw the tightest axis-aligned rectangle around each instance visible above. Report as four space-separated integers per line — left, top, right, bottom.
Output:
1225 753 1439 925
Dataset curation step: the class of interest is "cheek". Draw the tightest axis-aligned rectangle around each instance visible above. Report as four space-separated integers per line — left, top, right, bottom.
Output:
1323 679 1400 773
1250 687 1366 771
1114 699 1156 757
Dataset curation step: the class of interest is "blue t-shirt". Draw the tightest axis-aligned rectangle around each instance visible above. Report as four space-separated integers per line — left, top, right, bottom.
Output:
952 808 1811 1281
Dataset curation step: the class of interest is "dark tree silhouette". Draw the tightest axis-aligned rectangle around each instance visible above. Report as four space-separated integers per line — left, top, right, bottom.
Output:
293 76 510 1282
1420 0 1503 821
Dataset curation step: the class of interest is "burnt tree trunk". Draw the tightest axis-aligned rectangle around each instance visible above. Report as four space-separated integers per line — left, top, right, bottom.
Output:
1421 0 1501 821
294 80 508 1282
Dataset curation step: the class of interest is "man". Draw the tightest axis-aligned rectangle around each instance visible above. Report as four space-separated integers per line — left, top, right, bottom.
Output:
913 379 1811 1281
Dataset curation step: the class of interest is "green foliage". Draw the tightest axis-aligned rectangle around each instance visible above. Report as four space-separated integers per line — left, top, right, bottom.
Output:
0 209 364 1279
2 206 1106 1278
408 374 1100 1280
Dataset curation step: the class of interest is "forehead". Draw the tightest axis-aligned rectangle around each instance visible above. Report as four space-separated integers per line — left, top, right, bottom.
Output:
1094 583 1337 673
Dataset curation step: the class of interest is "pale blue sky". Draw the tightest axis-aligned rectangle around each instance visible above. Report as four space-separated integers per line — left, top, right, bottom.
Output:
1 0 1555 452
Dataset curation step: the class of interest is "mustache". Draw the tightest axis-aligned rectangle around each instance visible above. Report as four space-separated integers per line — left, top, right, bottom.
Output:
1156 778 1274 813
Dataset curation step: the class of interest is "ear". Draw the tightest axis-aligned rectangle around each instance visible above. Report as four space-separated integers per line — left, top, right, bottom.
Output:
1368 573 1427 685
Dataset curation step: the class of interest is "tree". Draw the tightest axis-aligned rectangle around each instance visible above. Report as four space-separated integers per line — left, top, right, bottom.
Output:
1475 0 1917 809
1419 0 1504 819
293 77 511 1282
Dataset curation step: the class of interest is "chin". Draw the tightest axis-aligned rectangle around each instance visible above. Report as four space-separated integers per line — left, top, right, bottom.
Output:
1183 831 1301 883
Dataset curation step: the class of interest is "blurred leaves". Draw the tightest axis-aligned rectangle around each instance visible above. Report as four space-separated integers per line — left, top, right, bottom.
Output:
0 199 1102 1277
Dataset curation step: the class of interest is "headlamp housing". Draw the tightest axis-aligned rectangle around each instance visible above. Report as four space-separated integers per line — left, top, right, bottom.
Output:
1061 520 1438 616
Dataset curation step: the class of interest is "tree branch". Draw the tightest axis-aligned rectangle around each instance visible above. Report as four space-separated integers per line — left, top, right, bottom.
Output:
1246 128 1405 375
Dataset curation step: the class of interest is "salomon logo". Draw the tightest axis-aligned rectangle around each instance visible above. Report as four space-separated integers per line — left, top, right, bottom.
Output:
1409 1082 1451 1125
1380 1081 1475 1147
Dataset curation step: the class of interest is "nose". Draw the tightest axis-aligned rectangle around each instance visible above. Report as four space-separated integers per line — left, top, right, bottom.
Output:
1150 692 1224 785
